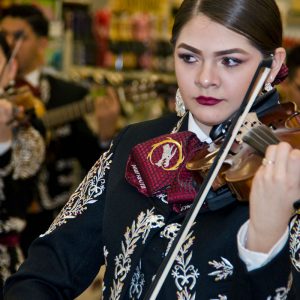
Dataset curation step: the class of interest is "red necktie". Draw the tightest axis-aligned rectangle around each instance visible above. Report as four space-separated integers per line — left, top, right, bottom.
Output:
125 131 206 210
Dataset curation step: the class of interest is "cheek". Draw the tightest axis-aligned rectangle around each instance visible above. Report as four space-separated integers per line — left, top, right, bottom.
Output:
226 72 256 106
0 59 5 71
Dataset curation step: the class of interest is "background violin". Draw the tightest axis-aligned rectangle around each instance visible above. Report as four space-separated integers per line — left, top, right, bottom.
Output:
0 84 45 127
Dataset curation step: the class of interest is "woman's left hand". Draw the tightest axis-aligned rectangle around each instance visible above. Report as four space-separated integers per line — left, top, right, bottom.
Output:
247 141 300 253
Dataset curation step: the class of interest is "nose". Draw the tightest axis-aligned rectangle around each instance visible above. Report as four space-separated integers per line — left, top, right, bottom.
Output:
195 62 219 88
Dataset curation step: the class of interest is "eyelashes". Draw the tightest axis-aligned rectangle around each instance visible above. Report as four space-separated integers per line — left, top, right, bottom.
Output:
222 57 243 67
178 53 197 63
177 53 244 67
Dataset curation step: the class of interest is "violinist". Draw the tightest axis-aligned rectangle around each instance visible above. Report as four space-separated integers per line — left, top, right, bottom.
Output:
3 0 300 299
0 33 45 297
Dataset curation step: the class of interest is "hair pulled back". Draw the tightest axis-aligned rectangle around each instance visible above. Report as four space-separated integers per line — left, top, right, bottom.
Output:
171 0 282 56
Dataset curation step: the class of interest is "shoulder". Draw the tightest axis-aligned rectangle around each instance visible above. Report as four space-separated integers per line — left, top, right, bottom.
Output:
42 68 88 90
113 113 182 151
41 70 88 104
127 113 180 136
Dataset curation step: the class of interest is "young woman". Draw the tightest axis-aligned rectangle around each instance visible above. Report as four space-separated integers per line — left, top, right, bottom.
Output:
3 0 300 299
0 34 45 296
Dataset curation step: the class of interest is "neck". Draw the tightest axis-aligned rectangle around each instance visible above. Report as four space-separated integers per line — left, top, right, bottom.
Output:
19 61 43 78
196 121 212 136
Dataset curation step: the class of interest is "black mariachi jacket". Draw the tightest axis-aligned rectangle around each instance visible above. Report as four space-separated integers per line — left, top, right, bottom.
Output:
0 125 45 287
35 73 101 210
4 90 298 299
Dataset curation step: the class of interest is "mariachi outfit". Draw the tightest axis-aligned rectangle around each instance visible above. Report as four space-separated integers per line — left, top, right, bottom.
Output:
4 90 299 299
19 69 103 256
0 125 44 294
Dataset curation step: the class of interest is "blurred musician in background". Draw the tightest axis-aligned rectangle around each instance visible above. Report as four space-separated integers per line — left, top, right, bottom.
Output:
0 4 120 256
0 33 45 298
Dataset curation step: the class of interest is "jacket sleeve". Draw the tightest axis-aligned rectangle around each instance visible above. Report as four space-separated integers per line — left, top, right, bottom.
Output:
230 240 292 299
230 213 300 299
3 128 127 300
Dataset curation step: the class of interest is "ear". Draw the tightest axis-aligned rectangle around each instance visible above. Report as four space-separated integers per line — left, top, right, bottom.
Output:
267 47 286 83
37 36 48 53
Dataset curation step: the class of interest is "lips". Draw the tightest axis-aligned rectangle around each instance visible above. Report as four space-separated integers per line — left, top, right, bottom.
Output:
195 96 222 106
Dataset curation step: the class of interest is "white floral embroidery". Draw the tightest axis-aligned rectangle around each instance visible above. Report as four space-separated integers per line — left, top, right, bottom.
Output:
267 287 289 300
41 147 113 236
179 204 192 212
0 244 23 283
104 245 109 266
129 260 145 299
110 208 165 300
142 214 165 243
0 245 11 281
0 217 26 234
290 214 300 271
210 295 227 300
156 192 168 204
266 273 292 300
208 257 234 281
171 231 200 300
101 245 109 296
160 223 181 256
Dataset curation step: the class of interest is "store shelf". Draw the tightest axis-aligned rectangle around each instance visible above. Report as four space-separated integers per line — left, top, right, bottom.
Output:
68 66 176 84
63 0 91 5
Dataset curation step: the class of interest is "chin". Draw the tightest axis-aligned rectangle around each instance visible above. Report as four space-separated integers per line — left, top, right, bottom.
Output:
194 114 227 127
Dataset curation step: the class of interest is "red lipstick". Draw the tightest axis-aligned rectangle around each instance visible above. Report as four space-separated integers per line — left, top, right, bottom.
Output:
196 96 222 106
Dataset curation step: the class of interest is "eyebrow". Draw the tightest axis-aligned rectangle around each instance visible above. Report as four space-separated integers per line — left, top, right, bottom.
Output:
177 43 249 56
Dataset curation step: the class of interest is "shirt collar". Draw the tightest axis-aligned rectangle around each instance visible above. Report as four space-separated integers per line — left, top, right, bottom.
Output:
24 69 41 88
188 112 212 144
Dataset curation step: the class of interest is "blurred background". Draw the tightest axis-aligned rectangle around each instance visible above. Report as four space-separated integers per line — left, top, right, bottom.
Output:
1 1 299 299
0 0 298 125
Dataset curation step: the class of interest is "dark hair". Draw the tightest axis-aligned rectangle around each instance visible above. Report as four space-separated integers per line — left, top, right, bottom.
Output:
286 45 300 80
0 33 11 60
1 4 49 37
171 0 282 56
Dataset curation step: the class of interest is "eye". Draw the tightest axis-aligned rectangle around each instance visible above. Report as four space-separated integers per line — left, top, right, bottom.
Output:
178 53 197 64
222 57 242 67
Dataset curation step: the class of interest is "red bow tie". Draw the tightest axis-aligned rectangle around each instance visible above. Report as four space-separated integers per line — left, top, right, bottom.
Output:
125 131 206 211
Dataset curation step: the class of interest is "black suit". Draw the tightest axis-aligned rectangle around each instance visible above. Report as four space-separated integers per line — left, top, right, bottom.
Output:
4 91 298 299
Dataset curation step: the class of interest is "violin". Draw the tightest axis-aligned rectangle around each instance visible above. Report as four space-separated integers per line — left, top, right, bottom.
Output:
0 84 45 127
186 97 300 202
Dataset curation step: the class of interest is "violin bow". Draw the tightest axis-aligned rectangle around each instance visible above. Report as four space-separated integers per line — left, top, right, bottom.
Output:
0 31 24 88
143 57 273 300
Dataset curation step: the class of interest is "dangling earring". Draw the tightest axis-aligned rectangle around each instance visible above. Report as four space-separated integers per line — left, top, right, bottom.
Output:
175 88 186 117
264 75 273 92
264 82 273 92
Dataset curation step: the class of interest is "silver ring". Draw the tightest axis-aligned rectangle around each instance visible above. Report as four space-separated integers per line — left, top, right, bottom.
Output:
262 158 275 166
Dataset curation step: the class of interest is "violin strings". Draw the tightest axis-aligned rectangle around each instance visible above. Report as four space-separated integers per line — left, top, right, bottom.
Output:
241 124 280 155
